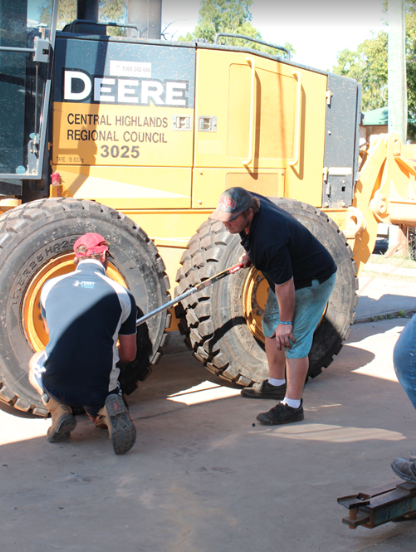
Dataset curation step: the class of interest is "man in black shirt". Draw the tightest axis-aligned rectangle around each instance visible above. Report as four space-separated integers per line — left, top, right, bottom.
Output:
210 188 337 425
28 233 137 454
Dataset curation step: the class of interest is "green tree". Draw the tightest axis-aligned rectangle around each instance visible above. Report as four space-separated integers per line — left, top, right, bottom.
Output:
405 2 416 136
178 0 294 58
39 0 126 34
332 0 416 139
100 0 126 36
332 31 388 111
39 0 76 29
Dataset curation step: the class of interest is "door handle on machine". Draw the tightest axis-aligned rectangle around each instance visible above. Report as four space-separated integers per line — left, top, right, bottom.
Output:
289 71 302 167
242 56 256 166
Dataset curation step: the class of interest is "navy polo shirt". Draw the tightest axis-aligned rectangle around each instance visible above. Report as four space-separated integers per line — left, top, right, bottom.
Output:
40 260 136 397
240 194 337 291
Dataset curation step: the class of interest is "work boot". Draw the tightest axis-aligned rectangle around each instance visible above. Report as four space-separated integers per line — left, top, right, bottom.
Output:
45 397 76 443
94 416 107 430
241 380 286 400
256 400 304 426
391 457 416 484
87 412 107 429
97 394 136 455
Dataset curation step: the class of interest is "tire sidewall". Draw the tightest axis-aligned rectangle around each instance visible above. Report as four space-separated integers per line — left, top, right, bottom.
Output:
269 199 356 375
183 198 356 383
0 199 167 409
209 236 269 382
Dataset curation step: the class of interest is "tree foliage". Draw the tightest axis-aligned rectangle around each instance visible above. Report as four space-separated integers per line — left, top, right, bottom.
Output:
39 0 126 35
332 32 388 112
405 2 416 136
178 0 294 58
38 0 76 29
332 0 416 138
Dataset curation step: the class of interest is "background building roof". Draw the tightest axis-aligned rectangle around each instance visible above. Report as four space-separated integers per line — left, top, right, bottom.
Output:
363 107 388 126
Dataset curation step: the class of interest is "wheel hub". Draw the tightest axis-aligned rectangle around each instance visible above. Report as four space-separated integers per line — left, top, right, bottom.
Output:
242 268 269 343
242 267 328 345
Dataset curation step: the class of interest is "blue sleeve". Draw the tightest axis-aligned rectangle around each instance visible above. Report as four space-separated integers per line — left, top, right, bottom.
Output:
119 292 137 335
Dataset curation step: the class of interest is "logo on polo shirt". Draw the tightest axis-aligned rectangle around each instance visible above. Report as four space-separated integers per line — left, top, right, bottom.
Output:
74 280 95 289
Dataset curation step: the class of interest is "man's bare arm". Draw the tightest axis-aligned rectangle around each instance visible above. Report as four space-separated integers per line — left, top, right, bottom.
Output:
118 334 137 363
272 278 296 350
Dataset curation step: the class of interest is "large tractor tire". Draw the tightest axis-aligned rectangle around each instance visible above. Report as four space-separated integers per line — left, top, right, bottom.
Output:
0 198 170 416
175 198 358 386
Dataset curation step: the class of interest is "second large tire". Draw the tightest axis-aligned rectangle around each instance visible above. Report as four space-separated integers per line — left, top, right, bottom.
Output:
0 198 170 415
175 198 358 385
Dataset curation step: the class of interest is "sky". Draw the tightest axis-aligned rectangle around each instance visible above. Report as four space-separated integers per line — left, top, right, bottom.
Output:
27 0 387 73
161 0 387 72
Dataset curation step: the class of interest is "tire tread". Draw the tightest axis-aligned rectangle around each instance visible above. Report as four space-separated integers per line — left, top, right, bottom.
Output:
175 198 358 385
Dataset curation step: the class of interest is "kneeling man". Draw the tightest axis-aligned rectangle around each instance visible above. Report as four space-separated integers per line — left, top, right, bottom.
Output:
29 233 137 454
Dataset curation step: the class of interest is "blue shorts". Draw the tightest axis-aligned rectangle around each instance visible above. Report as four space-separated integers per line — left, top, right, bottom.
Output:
33 352 121 418
262 272 337 359
394 313 416 411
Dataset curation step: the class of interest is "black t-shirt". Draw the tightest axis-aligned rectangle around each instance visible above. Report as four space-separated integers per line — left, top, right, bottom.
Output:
240 195 337 291
40 260 137 396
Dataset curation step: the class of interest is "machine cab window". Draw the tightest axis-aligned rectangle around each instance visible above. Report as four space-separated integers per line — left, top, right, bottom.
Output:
0 0 54 183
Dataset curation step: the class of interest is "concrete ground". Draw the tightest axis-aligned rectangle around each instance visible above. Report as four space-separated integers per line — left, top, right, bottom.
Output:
2 276 416 551
357 273 416 322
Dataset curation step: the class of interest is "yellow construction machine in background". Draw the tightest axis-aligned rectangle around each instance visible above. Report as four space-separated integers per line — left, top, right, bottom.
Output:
1 0 416 415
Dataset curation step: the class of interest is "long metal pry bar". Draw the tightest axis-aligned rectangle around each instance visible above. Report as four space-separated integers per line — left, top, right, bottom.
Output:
136 262 244 327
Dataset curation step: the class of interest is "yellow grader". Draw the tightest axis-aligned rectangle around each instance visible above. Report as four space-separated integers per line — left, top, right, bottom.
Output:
1 0 415 416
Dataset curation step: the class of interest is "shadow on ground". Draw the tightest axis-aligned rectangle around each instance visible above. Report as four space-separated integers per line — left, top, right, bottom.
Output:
1 322 415 552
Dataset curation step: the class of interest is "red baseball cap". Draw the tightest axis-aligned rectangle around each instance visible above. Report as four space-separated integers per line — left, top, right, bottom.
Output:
73 233 113 258
209 187 254 222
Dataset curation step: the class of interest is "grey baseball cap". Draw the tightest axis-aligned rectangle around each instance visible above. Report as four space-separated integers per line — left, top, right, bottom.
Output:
209 187 254 222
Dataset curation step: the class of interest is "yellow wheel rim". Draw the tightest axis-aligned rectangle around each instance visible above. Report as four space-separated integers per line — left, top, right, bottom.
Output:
242 269 328 343
242 268 269 343
23 254 127 352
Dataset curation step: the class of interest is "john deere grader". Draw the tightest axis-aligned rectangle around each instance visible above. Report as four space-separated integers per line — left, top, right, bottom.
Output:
1 0 416 416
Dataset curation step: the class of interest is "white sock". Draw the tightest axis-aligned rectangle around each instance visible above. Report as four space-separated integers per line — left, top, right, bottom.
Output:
282 397 301 409
268 378 286 387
